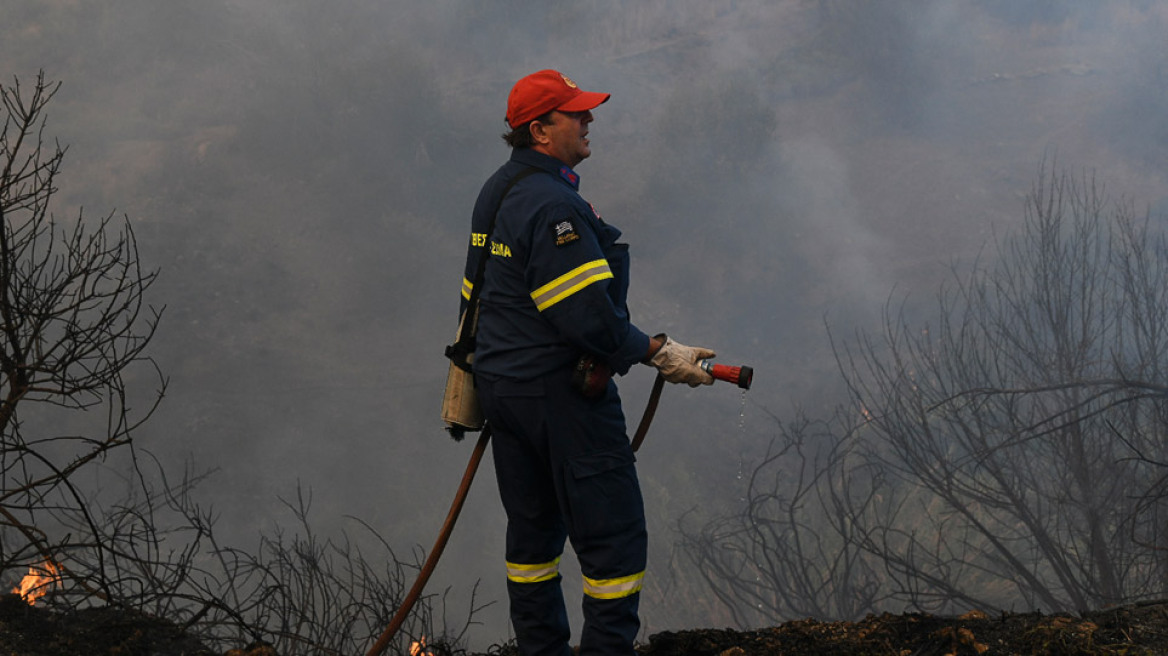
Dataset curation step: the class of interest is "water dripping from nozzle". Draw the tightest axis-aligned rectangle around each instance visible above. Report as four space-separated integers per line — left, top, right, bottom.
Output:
735 388 750 504
738 388 748 432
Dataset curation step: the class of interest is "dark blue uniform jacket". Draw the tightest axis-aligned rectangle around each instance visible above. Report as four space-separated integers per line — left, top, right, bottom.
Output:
461 148 650 379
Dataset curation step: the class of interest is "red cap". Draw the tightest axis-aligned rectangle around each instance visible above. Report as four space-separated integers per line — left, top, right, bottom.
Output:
506 70 610 129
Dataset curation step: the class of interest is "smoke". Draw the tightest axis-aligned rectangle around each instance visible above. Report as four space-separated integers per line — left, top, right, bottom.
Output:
4 0 1168 647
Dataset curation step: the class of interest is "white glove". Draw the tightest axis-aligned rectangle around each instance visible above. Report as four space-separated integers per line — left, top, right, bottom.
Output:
649 335 716 387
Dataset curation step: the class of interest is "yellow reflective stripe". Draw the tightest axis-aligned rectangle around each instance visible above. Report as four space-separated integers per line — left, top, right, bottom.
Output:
461 277 473 300
530 259 613 312
582 571 644 600
506 557 561 584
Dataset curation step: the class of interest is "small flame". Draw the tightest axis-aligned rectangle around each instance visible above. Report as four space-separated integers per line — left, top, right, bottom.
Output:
409 636 436 656
12 560 62 605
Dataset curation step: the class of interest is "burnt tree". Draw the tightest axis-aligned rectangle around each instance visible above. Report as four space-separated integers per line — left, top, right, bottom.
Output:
0 72 472 655
831 162 1168 614
685 162 1168 626
0 71 164 599
678 410 885 626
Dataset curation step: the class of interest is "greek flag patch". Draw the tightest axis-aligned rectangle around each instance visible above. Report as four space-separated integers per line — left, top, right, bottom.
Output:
552 219 580 247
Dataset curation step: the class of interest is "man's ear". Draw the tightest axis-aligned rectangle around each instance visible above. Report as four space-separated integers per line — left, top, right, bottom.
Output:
528 119 550 146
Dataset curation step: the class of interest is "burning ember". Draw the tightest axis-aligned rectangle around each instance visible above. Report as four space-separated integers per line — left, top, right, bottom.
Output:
12 559 62 605
409 636 436 656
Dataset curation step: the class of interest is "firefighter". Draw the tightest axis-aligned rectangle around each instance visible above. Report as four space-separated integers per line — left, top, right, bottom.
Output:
460 69 716 656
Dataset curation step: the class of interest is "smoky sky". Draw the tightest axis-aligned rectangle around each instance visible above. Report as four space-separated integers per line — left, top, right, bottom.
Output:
4 0 1168 647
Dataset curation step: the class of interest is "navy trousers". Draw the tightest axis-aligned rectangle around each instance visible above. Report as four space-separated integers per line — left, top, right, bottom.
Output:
477 367 647 656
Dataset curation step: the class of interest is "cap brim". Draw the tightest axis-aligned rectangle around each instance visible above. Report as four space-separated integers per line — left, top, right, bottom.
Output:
558 91 610 113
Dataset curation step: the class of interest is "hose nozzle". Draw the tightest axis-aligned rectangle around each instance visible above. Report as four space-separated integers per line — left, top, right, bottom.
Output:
700 360 753 390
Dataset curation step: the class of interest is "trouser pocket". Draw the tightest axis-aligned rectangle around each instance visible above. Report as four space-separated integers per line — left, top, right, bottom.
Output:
564 448 643 542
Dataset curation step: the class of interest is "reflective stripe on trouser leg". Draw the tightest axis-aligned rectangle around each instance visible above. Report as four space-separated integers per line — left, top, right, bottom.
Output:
582 570 644 600
555 381 645 655
579 583 641 656
507 557 561 584
478 372 572 656
506 556 571 656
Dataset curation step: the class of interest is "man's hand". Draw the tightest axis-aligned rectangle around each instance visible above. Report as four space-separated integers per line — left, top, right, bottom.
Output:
648 335 716 387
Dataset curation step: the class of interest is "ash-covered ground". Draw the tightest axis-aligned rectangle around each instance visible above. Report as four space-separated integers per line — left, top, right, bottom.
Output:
4 593 1168 656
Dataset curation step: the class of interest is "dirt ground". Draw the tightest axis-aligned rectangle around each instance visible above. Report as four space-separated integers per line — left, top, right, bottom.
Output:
4 593 1168 656
475 602 1168 655
626 604 1168 656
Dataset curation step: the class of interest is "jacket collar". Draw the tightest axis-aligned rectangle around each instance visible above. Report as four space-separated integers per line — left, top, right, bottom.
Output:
510 148 581 191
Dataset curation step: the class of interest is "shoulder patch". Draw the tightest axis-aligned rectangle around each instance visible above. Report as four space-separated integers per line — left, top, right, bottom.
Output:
552 219 581 247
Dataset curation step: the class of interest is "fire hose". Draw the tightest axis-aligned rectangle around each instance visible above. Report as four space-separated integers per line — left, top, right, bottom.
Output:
365 361 752 656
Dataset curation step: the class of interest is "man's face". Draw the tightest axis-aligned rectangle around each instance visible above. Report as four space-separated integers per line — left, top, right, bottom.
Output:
532 110 593 168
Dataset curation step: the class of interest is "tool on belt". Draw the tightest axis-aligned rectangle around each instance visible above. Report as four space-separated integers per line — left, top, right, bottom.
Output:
370 359 753 656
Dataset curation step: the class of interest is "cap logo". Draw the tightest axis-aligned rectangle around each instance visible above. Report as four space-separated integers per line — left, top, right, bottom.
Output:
560 74 578 89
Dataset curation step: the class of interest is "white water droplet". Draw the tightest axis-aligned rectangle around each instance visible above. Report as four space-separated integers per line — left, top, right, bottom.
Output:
737 388 748 431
